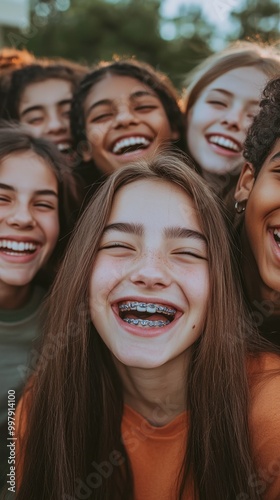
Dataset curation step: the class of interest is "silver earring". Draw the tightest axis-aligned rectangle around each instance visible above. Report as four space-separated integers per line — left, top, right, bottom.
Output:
235 200 246 214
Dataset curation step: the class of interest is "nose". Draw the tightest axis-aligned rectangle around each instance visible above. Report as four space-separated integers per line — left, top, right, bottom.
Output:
221 105 244 131
113 105 139 128
130 251 171 290
6 204 35 229
46 110 67 134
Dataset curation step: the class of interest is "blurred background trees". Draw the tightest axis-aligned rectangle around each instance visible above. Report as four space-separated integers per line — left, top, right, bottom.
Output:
1 0 279 89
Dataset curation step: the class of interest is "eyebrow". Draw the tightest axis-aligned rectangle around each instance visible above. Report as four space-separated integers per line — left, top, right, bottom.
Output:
208 88 259 105
269 151 280 163
0 183 58 197
20 99 72 118
103 222 207 242
85 90 156 117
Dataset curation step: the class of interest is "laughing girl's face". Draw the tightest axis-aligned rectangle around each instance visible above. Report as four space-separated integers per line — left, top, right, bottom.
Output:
235 138 280 300
186 67 268 175
89 178 209 369
0 150 59 305
82 74 179 174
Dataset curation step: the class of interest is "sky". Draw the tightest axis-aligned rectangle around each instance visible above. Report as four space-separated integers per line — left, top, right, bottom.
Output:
160 0 245 43
161 0 244 24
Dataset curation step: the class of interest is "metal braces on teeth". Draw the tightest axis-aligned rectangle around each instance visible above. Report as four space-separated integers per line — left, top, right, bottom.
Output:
119 302 176 315
123 318 170 327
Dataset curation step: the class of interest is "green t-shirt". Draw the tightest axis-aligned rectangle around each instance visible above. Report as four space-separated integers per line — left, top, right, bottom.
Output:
0 286 46 491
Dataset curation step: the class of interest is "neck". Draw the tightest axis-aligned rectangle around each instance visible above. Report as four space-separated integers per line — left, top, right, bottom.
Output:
0 283 32 310
114 352 190 426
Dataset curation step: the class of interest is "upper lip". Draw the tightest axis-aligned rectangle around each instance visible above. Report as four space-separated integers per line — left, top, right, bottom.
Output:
206 133 242 152
0 236 42 244
108 133 153 153
51 138 72 146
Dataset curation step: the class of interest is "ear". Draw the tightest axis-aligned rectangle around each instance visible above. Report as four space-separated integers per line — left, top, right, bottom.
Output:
234 162 255 201
171 129 180 141
78 140 92 162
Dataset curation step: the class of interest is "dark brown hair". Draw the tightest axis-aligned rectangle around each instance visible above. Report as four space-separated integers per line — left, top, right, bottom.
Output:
0 121 81 281
17 151 261 499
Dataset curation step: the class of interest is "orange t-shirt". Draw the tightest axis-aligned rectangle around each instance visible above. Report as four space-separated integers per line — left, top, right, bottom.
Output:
121 353 280 500
122 405 190 500
16 353 280 499
248 353 280 499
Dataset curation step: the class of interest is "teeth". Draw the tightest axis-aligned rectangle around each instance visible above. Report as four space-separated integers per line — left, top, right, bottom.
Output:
112 136 150 154
123 318 170 327
136 303 147 312
57 143 71 152
0 240 37 251
147 304 157 314
273 228 280 244
119 301 176 315
208 135 240 152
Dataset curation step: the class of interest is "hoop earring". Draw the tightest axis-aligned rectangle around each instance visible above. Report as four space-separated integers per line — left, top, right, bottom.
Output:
235 200 246 214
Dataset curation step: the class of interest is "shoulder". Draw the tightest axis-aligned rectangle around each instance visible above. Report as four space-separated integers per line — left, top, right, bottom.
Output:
247 353 280 499
247 352 280 413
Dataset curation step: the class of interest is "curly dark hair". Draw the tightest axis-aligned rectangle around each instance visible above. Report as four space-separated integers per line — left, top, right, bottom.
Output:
243 76 280 176
70 58 186 155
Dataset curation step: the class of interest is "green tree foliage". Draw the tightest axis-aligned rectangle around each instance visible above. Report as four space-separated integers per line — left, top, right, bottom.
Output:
3 0 213 88
229 0 280 44
3 0 278 88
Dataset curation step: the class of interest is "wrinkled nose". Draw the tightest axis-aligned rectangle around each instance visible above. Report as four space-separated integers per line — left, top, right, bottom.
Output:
113 106 139 128
129 252 171 289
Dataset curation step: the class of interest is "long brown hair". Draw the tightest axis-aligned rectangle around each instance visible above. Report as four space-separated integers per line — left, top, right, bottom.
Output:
16 151 261 499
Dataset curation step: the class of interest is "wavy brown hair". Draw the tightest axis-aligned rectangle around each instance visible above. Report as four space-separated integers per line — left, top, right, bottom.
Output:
16 151 261 499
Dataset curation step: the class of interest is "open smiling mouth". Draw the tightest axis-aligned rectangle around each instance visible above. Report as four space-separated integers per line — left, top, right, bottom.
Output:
0 240 38 255
207 135 241 153
112 136 151 155
118 300 177 328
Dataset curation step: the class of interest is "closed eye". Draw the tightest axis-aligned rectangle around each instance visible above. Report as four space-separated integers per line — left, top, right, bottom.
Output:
207 100 227 107
100 243 135 250
135 104 158 111
28 117 43 124
90 113 113 123
34 202 56 210
172 251 207 260
0 195 10 202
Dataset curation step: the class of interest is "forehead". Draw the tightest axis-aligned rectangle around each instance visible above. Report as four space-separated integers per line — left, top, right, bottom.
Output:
259 137 280 173
0 151 58 188
108 179 201 230
84 73 156 109
201 66 268 100
20 78 73 108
